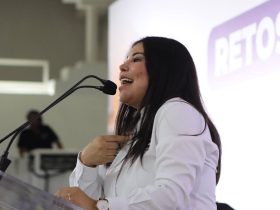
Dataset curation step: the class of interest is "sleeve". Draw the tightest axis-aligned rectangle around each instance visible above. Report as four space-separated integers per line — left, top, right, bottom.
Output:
69 152 105 200
106 101 218 210
17 130 27 148
45 125 59 143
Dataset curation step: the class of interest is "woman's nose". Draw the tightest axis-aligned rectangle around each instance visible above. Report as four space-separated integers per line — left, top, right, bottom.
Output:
119 62 128 72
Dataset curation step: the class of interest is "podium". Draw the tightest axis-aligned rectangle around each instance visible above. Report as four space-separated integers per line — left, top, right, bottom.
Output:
0 171 83 210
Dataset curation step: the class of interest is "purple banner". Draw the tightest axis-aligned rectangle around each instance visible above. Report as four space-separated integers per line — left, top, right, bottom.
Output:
208 0 280 86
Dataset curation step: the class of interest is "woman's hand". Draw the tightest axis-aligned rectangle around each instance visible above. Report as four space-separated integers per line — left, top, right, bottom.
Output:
80 135 129 167
55 186 97 210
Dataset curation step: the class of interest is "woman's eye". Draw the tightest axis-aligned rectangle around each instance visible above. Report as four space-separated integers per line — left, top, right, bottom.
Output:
133 57 143 62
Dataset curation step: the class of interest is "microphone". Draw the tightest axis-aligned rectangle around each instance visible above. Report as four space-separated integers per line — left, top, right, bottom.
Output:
102 80 117 95
86 78 117 95
0 75 117 172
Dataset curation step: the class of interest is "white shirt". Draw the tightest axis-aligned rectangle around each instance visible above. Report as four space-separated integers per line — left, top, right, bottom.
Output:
70 98 219 210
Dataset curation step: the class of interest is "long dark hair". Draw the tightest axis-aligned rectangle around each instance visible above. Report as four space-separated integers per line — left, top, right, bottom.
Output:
115 36 221 183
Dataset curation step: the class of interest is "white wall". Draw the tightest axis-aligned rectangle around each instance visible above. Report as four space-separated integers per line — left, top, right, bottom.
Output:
108 0 280 209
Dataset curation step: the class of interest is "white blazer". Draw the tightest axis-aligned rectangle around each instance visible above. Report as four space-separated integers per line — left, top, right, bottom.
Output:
70 98 219 210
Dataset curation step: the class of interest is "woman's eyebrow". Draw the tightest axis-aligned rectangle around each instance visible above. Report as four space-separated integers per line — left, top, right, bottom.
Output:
126 52 144 58
132 52 144 56
126 52 144 59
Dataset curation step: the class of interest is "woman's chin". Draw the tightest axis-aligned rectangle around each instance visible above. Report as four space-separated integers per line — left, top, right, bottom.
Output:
119 95 129 105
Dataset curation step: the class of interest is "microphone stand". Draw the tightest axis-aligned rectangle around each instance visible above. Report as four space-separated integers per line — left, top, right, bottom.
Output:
0 75 115 172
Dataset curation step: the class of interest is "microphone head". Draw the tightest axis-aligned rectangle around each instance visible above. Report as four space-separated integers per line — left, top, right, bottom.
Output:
102 80 117 95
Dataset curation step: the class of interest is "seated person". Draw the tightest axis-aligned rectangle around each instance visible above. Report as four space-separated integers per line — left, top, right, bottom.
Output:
17 110 63 157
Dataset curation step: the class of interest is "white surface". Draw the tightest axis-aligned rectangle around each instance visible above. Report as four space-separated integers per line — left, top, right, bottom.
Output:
108 0 280 209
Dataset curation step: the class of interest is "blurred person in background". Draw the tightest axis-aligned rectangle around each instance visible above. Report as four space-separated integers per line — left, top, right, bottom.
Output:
17 109 63 157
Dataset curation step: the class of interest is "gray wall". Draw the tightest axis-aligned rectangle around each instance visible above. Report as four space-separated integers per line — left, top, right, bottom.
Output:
0 0 85 80
0 0 110 175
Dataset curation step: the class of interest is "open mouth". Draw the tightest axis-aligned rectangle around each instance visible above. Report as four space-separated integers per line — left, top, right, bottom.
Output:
120 78 133 85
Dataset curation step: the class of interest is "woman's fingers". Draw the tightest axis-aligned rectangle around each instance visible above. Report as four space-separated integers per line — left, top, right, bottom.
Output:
80 135 129 167
55 187 72 201
55 187 97 210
